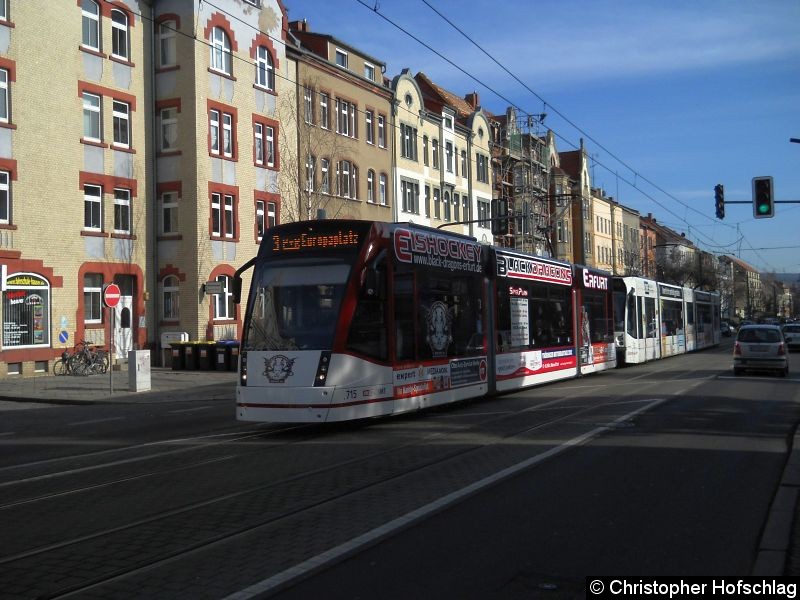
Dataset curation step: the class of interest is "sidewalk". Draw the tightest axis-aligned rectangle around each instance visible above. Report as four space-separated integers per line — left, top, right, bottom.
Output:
0 366 237 405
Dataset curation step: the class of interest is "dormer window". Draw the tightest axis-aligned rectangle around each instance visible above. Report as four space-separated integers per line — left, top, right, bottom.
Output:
335 49 348 69
364 62 375 81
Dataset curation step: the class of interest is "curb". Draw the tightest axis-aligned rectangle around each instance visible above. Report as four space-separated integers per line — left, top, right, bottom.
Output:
752 426 800 575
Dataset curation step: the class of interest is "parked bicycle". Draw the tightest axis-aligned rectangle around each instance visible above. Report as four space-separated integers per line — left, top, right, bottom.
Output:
54 340 109 376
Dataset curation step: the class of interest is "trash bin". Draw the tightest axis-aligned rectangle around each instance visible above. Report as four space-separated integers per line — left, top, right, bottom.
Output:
184 342 200 370
170 342 187 371
228 341 240 372
215 341 231 371
198 342 215 370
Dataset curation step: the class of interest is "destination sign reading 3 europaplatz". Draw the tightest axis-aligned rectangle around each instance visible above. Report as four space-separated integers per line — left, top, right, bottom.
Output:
271 229 363 253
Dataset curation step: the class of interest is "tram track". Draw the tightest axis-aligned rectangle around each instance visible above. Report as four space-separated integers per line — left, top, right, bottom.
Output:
0 361 712 599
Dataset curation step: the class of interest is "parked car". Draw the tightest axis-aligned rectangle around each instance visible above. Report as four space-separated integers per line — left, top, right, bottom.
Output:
720 321 733 337
733 324 789 377
781 323 800 351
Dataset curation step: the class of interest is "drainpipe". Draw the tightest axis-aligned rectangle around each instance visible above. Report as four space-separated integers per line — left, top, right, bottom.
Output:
148 9 161 364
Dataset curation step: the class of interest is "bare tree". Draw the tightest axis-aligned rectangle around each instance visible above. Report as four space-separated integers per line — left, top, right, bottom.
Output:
277 78 362 223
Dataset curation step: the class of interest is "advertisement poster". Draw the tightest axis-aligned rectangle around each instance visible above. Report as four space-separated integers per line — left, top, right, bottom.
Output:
509 296 529 348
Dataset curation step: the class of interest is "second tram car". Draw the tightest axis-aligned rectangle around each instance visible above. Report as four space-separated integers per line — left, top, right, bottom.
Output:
233 220 715 423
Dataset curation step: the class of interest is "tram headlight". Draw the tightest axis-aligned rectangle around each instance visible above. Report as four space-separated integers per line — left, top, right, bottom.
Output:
314 351 331 387
239 351 247 386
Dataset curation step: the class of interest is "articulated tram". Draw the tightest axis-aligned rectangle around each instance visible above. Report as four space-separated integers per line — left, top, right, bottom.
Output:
612 277 721 365
233 220 715 423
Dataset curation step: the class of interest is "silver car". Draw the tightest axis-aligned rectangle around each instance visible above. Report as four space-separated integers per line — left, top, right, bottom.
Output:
782 324 800 351
733 324 789 377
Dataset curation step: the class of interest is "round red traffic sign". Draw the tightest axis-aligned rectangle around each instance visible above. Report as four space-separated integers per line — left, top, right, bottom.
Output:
103 283 121 308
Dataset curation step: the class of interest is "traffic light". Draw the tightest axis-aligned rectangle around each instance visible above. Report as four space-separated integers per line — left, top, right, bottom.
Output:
491 198 509 235
752 176 774 219
714 184 725 219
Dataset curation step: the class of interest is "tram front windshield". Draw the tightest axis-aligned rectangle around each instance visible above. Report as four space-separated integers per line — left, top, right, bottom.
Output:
243 259 350 351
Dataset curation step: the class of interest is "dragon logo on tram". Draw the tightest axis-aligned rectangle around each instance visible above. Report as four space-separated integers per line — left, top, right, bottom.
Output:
425 301 453 357
264 355 296 383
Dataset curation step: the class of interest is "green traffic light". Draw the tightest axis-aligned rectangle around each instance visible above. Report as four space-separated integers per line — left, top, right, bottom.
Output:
757 203 770 214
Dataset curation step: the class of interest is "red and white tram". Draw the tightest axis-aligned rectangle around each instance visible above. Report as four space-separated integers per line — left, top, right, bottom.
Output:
233 219 711 423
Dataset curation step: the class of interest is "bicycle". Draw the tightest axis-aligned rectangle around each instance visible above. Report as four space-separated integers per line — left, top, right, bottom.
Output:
57 341 109 376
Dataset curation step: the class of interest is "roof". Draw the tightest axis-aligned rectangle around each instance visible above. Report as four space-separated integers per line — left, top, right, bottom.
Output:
558 150 582 178
414 72 491 121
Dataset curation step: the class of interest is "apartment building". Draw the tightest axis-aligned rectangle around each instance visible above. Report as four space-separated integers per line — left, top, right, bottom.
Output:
0 0 289 377
0 2 154 376
551 140 593 266
288 19 394 222
591 189 614 273
391 71 493 241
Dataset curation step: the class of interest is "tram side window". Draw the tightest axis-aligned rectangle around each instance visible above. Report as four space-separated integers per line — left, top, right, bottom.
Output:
686 301 695 327
660 300 683 336
583 290 612 343
496 283 572 351
626 294 639 339
644 297 657 338
417 271 482 360
346 258 388 361
394 273 416 361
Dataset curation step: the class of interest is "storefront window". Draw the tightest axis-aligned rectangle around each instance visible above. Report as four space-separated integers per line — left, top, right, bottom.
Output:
3 273 51 348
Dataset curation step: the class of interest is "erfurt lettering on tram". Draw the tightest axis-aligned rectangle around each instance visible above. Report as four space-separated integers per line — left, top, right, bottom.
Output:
393 228 482 269
582 269 609 290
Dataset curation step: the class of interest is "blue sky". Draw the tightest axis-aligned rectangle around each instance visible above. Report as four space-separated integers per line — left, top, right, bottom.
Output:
284 0 800 274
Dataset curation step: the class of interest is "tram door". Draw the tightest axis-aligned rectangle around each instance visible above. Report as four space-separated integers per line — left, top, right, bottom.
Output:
643 295 660 361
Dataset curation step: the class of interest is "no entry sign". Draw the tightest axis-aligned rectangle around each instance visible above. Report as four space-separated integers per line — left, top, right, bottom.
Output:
103 283 122 308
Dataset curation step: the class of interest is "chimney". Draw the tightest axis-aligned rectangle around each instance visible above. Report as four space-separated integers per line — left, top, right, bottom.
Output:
289 19 308 33
464 91 479 109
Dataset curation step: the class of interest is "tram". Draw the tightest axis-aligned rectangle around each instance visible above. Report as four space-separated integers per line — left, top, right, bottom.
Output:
612 276 720 365
232 219 712 423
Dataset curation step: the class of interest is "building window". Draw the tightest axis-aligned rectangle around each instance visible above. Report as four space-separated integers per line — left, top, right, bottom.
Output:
265 125 275 167
0 0 6 21
476 153 489 183
305 154 316 192
0 69 8 123
162 275 180 321
303 87 314 124
214 275 235 320
401 180 419 215
111 9 129 60
254 122 264 165
256 46 275 90
113 189 131 234
3 273 51 348
83 273 103 324
335 48 348 69
422 136 429 166
160 108 178 151
320 158 330 194
159 20 177 67
453 193 460 222
461 150 467 176
443 191 451 222
367 170 375 203
432 139 439 169
209 106 236 159
477 199 490 228
400 124 417 161
364 62 375 81
84 184 102 231
0 171 9 224
556 220 565 243
267 201 277 228
112 101 130 148
210 26 232 75
83 92 101 142
256 200 265 240
446 141 454 173
433 188 440 219
379 174 387 206
161 191 178 234
320 93 329 129
211 192 236 238
81 0 100 51
336 99 356 138
377 115 386 148
337 160 351 198
365 110 374 144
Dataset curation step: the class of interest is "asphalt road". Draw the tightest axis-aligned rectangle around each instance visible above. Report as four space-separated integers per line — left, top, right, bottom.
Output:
1 340 798 599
